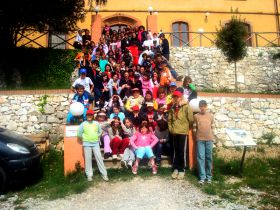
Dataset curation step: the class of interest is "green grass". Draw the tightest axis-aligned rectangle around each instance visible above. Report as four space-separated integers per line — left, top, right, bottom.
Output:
184 150 280 208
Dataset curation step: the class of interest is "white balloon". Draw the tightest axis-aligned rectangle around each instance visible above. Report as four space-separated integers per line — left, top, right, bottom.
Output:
189 98 201 112
69 102 84 116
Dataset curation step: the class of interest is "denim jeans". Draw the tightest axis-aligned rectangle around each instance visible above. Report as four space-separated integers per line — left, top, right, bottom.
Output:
170 69 178 79
197 140 213 181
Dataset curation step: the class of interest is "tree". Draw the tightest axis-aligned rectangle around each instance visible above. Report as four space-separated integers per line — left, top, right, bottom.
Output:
216 16 248 92
0 0 107 49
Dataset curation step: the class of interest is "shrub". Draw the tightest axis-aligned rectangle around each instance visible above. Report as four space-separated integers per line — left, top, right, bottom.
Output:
0 48 76 89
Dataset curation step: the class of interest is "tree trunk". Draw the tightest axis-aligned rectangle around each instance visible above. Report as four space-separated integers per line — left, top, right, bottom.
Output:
234 61 238 93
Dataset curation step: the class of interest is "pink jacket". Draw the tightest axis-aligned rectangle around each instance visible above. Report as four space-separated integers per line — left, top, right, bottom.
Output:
130 132 159 149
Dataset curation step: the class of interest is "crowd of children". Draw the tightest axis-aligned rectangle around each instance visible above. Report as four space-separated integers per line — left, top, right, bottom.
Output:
71 26 214 184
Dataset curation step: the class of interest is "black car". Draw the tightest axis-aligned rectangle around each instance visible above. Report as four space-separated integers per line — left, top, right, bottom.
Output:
0 127 41 192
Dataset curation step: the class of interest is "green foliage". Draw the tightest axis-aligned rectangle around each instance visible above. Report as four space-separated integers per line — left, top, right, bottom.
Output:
0 0 85 48
261 132 277 147
272 50 280 60
0 48 76 89
216 16 248 63
38 95 49 114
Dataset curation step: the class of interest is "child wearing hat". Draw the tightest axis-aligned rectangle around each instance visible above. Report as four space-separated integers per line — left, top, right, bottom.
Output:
193 100 214 184
77 109 109 181
125 88 144 113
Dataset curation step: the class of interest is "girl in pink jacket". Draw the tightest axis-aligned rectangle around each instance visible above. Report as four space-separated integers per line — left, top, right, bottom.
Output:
130 124 159 175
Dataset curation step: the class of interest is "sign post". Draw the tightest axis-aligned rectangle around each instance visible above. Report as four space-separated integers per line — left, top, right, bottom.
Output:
226 128 257 174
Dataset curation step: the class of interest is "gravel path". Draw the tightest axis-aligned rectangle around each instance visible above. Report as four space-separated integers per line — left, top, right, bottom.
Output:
1 177 249 210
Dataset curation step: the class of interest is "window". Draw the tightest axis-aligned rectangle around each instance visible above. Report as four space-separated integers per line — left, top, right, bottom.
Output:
48 32 67 49
172 22 189 47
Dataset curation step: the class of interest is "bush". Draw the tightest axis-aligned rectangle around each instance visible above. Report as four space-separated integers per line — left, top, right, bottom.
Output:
0 48 76 89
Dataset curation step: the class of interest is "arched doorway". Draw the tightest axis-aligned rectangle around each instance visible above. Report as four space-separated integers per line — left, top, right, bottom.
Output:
102 13 142 29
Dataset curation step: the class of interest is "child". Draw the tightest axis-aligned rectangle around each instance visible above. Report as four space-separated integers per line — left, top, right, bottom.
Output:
153 104 170 166
182 76 197 102
145 102 157 131
121 118 136 168
107 95 124 114
168 91 193 180
101 74 110 101
141 72 153 96
156 86 167 105
109 105 125 122
159 61 172 87
141 90 158 113
108 117 130 159
193 100 214 184
66 84 90 125
107 73 121 97
166 82 177 105
125 88 144 113
130 124 159 175
130 73 143 95
72 68 94 95
77 109 109 181
95 110 112 159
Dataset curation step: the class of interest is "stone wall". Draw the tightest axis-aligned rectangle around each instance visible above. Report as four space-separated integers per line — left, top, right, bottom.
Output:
0 93 71 143
0 92 279 145
170 47 280 92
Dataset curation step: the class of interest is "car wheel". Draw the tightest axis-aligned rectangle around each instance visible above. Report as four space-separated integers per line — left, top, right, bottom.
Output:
0 167 7 193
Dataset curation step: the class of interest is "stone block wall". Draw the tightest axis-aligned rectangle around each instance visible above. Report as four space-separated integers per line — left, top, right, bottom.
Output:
0 92 279 146
170 47 280 92
0 93 71 143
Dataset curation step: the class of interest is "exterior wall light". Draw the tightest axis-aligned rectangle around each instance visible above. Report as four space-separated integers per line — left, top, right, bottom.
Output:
94 6 100 15
148 6 153 15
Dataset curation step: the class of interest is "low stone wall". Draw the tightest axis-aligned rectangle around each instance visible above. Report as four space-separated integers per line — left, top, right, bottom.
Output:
170 47 280 93
0 91 279 145
0 92 71 143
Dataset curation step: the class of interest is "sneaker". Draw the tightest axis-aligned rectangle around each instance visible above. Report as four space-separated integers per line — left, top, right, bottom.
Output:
87 176 93 182
112 154 117 160
104 152 111 159
102 175 109 182
206 179 212 184
198 180 205 185
121 160 127 168
152 165 158 175
132 165 138 175
171 169 179 179
177 172 185 180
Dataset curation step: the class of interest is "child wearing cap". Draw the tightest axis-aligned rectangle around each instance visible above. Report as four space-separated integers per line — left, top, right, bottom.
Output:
125 88 144 113
166 81 177 105
193 100 214 184
77 109 109 181
168 90 193 180
129 105 142 128
72 68 94 94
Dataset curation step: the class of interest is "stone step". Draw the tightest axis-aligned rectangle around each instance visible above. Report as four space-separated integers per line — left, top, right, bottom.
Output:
93 155 171 168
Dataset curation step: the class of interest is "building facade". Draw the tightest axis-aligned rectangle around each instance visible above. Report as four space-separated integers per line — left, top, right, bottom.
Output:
19 0 280 48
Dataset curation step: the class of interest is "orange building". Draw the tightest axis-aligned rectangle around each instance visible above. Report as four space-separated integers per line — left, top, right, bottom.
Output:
18 0 280 48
